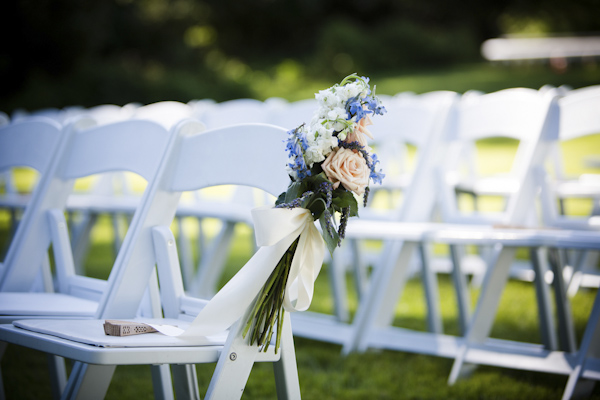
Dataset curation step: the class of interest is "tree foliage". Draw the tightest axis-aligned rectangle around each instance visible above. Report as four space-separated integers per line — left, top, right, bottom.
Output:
2 0 599 110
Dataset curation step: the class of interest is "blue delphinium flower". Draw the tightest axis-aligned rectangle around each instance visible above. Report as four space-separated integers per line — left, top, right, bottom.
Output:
369 153 385 184
285 126 311 180
346 96 372 122
365 96 386 116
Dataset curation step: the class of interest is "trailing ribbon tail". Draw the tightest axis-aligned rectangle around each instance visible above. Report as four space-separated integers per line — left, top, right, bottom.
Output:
175 206 324 338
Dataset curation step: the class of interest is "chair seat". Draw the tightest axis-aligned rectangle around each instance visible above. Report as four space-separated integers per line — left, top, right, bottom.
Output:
0 293 97 317
0 322 224 365
0 319 278 365
344 219 600 249
12 318 228 347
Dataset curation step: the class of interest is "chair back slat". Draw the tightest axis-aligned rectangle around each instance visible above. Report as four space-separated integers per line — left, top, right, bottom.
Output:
0 118 62 173
169 123 290 197
455 88 549 141
61 119 170 182
559 88 600 141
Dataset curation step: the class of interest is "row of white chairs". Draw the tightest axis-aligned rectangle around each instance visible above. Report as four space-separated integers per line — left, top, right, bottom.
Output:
0 118 299 399
287 85 600 400
324 86 600 400
0 85 599 398
1 97 319 297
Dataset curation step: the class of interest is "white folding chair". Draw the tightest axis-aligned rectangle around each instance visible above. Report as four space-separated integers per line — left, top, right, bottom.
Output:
0 118 178 399
67 101 201 273
439 91 586 380
176 98 282 297
0 117 63 288
289 90 460 343
344 89 563 356
0 122 301 400
537 87 600 296
431 88 569 339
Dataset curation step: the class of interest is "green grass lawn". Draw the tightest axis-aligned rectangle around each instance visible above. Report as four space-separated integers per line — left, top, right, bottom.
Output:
2 221 599 399
1 63 600 398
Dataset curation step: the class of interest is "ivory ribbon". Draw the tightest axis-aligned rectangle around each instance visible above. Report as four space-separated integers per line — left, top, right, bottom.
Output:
155 206 325 338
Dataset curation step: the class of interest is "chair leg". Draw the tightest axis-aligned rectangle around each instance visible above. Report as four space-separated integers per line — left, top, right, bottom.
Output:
171 365 200 400
449 244 471 335
0 342 7 400
419 244 443 334
350 239 368 300
190 221 236 298
343 242 418 354
549 249 576 353
47 355 68 400
70 212 97 274
531 247 558 350
204 319 260 400
562 289 600 400
273 313 301 400
448 246 517 385
329 246 350 323
176 217 195 285
62 362 116 400
150 365 175 400
567 250 598 297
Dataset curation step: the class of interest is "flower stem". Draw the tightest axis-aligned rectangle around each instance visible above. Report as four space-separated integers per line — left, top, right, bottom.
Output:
244 237 299 352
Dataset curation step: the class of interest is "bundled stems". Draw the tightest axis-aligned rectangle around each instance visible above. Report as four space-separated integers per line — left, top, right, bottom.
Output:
243 237 300 353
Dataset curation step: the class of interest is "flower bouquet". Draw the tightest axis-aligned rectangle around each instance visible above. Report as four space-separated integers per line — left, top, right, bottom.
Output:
243 74 386 352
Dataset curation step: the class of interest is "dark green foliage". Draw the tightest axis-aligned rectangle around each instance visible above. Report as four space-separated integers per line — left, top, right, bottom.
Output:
2 0 600 113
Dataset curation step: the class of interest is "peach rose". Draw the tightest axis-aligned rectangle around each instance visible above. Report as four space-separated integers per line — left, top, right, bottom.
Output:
345 114 373 148
322 147 370 196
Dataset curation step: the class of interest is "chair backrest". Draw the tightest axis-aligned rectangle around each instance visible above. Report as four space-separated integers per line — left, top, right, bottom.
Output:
97 122 291 319
75 104 137 126
370 91 457 186
0 118 63 267
438 88 560 225
0 119 173 292
366 91 459 222
559 86 600 141
202 99 272 129
133 101 198 129
268 98 317 130
537 87 600 228
0 117 62 176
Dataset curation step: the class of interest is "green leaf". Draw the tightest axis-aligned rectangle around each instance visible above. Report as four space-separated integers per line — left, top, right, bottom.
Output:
332 188 359 217
319 214 339 256
275 191 287 206
306 195 327 221
284 182 303 203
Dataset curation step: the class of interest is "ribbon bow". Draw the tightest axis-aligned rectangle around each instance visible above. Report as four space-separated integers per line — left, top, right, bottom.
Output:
176 205 325 338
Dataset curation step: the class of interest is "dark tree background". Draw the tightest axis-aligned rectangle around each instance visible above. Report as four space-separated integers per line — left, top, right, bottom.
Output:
2 0 599 111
